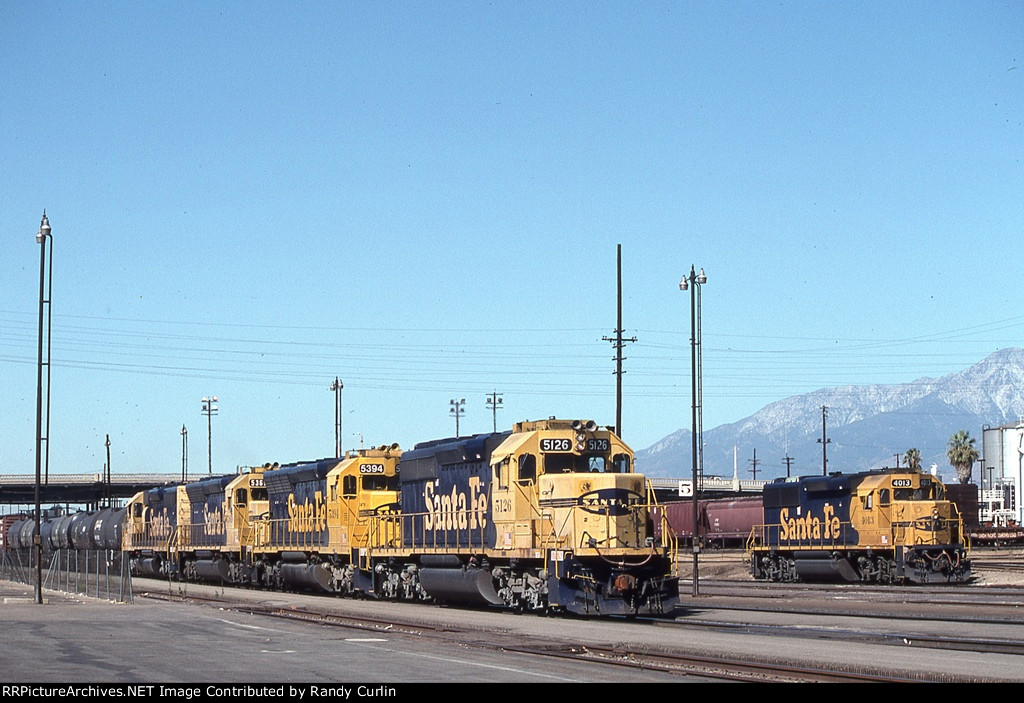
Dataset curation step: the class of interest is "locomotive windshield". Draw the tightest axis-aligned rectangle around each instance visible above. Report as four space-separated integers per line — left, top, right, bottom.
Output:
544 453 628 473
893 485 938 501
363 474 399 491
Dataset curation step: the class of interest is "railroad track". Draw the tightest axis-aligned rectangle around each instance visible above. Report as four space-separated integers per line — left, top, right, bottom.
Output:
136 583 1015 683
137 589 938 683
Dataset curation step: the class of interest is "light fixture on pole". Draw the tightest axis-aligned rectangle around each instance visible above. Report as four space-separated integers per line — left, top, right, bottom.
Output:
34 211 52 606
450 398 465 437
330 377 343 457
201 396 218 475
486 391 503 433
104 434 112 508
679 264 706 597
181 424 188 482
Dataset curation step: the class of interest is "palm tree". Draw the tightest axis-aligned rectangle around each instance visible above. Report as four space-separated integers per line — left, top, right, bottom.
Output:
946 430 979 485
904 447 922 471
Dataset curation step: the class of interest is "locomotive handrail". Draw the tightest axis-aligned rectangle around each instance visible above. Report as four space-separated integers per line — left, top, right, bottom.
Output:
645 478 678 574
746 520 857 551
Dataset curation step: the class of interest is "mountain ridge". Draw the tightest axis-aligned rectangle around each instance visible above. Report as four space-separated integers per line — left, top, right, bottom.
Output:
635 347 1024 485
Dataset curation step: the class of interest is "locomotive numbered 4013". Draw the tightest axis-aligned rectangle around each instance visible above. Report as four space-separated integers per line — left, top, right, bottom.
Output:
122 419 680 616
747 469 971 584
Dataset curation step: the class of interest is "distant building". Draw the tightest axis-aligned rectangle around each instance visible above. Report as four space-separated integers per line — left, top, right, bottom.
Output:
981 422 1024 526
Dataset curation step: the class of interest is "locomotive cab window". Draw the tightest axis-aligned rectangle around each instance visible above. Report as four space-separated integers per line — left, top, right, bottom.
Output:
613 453 630 474
545 454 574 473
252 487 268 501
879 488 890 506
861 493 873 510
343 475 357 498
362 475 398 491
545 454 606 473
518 454 536 483
235 488 248 506
494 458 508 490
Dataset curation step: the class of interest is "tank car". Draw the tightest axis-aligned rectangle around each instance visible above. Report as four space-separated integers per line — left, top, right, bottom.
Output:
1 514 28 552
362 419 679 615
747 469 971 584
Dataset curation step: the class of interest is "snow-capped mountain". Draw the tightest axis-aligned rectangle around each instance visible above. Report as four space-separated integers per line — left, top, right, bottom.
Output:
636 347 1024 484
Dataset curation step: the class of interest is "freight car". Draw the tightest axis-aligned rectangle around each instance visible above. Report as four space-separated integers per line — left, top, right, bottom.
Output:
118 419 678 616
5 507 125 556
652 496 762 548
747 469 971 584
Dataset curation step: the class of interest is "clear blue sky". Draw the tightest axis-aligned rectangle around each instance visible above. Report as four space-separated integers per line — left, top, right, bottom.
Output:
2 2 1021 481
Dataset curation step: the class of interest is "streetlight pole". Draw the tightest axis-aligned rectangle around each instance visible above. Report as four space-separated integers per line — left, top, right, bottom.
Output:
680 264 706 597
34 211 52 605
181 424 188 482
486 391 503 433
450 398 465 437
104 434 111 509
201 396 218 475
330 377 343 457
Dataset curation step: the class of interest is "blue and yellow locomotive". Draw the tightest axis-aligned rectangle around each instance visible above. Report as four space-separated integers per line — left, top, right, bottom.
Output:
747 468 971 584
121 419 678 616
364 419 679 615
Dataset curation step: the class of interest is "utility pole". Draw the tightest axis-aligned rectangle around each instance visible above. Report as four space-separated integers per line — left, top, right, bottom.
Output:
603 244 636 437
782 453 795 478
749 448 760 480
818 405 831 476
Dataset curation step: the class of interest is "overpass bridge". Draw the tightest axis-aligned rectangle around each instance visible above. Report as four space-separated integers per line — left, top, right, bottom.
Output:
0 473 187 508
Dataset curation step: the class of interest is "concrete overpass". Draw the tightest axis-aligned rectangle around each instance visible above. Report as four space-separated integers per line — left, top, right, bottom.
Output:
0 473 186 508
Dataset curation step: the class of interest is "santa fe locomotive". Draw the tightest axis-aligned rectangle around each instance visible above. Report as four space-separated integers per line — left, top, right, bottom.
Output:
746 469 971 584
119 419 679 615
